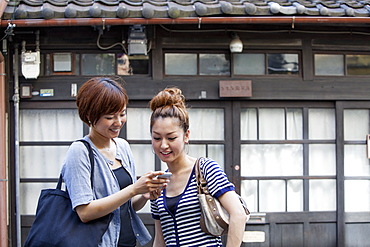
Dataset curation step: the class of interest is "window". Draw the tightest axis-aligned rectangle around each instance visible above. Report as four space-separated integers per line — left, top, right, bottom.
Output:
234 53 265 75
347 55 370 75
19 109 83 214
165 54 197 75
240 106 336 212
165 52 300 76
234 53 299 75
53 53 72 72
81 54 116 75
44 53 149 76
165 52 230 76
314 53 370 76
343 109 370 212
314 54 344 76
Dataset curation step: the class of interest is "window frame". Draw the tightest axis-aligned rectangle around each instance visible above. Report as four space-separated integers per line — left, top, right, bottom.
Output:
313 51 370 77
163 50 302 78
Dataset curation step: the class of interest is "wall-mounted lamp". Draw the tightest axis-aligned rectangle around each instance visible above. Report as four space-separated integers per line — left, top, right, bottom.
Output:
128 25 147 55
229 32 243 53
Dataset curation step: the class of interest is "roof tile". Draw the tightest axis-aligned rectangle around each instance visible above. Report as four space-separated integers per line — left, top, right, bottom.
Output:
2 0 370 20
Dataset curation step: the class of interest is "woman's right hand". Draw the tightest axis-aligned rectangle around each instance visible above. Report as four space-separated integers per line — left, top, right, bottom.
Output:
132 171 169 196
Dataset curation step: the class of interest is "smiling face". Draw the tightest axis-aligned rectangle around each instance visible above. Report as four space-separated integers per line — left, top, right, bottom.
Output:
151 117 190 164
91 109 127 140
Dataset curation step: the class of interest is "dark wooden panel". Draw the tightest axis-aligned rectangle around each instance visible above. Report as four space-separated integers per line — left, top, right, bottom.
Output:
279 223 304 247
345 223 370 247
309 223 337 247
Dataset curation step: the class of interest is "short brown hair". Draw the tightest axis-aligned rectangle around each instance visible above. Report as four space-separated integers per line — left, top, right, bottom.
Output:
76 77 128 126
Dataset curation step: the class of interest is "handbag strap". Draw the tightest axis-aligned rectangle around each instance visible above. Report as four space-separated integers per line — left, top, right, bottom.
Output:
57 139 94 190
194 157 210 195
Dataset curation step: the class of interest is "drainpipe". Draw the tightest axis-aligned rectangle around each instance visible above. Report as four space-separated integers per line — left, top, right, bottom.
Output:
13 45 20 247
0 49 7 247
1 16 370 27
0 0 10 246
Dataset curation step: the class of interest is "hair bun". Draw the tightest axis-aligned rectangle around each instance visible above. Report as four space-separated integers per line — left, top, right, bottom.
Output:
150 87 185 111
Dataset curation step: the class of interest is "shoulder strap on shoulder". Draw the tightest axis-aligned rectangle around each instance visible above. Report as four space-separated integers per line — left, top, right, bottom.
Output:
76 139 95 188
195 157 209 194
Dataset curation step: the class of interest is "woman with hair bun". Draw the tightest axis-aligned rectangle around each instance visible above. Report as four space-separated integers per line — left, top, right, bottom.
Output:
149 87 247 247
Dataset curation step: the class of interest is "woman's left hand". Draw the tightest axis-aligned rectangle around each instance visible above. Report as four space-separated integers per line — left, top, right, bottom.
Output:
143 188 163 200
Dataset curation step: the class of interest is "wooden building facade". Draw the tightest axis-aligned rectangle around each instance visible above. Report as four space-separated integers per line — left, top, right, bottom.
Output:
1 0 370 246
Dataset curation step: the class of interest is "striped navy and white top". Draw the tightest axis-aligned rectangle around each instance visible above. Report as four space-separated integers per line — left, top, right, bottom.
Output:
151 158 235 247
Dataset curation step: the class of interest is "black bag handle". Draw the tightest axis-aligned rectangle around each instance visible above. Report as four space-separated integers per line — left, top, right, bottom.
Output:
57 139 94 190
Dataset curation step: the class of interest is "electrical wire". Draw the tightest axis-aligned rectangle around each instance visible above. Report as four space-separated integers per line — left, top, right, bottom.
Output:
96 33 127 54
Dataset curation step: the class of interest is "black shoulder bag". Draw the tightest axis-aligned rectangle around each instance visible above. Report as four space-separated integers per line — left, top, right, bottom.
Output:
24 140 113 247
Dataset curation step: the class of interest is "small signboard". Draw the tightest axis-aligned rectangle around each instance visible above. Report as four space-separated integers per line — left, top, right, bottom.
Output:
219 80 252 98
40 89 54 97
243 231 266 243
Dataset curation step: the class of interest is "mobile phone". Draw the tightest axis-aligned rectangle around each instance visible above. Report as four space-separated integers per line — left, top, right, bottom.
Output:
156 172 172 179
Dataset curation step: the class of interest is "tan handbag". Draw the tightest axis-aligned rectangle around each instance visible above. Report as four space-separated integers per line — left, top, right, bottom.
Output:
195 157 250 236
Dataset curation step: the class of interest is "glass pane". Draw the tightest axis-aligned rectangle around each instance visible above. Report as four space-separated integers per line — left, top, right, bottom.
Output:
188 144 207 163
287 108 303 140
314 54 344 76
165 53 197 75
20 109 83 142
268 54 299 74
53 53 71 72
260 180 286 212
344 109 369 141
117 53 133 75
241 144 303 176
345 180 370 212
309 179 336 211
20 182 56 214
188 108 224 140
344 145 370 176
241 108 257 140
126 108 152 140
20 146 69 178
287 180 303 211
234 53 264 75
199 54 230 75
241 180 257 212
259 108 285 140
308 108 335 140
347 55 370 75
130 144 155 176
81 53 115 75
309 144 336 175
208 144 225 170
126 54 149 75
188 144 225 170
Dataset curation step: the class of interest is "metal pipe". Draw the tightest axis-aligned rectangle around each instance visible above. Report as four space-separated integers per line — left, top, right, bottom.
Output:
1 16 370 27
12 46 20 247
0 50 8 247
0 0 9 245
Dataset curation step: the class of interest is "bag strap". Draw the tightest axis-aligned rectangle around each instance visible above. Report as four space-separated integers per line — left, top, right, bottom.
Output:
57 139 94 190
194 157 210 195
195 157 251 217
